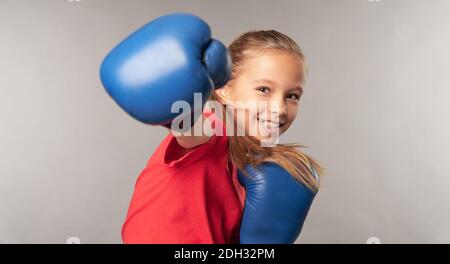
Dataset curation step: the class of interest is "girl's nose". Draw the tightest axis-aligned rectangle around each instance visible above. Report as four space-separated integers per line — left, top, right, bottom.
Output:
268 100 287 122
268 99 288 119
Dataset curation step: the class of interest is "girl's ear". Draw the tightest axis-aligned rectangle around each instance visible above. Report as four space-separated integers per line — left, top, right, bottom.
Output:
214 84 231 103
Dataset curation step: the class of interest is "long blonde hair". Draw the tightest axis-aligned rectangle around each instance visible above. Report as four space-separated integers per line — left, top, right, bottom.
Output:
210 30 324 192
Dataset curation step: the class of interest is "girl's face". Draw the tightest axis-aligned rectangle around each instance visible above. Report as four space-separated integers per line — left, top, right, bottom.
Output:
218 51 305 142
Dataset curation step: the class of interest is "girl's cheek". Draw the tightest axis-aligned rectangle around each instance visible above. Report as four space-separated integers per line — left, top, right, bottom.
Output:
236 109 258 136
288 107 297 120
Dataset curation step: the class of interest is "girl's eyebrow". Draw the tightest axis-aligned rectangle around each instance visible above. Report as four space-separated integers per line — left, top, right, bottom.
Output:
253 78 276 84
291 86 303 93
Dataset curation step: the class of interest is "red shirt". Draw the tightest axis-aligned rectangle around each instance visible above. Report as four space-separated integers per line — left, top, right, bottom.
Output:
122 112 246 243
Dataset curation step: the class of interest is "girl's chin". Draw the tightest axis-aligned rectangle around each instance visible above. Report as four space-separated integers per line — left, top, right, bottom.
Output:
254 128 284 143
254 135 281 147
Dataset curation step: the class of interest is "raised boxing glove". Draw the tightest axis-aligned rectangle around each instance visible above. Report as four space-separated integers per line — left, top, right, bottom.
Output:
100 13 231 127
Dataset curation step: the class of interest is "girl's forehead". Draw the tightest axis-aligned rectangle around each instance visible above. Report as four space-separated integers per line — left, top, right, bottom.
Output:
240 53 305 84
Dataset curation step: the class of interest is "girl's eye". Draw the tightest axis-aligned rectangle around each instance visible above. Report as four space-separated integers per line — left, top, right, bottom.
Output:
256 86 271 93
287 93 300 100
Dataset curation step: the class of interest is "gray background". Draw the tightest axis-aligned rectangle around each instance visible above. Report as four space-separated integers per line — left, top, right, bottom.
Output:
1 0 449 244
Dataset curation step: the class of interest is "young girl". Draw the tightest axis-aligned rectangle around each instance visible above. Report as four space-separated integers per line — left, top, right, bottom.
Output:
120 29 323 244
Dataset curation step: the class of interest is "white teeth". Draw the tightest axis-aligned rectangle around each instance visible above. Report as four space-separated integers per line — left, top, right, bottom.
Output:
257 118 283 128
268 121 279 128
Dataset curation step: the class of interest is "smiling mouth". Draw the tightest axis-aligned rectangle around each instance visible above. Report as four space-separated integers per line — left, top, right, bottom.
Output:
257 117 286 128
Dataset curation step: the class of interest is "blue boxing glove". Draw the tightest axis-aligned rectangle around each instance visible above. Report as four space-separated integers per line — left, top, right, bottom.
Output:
238 162 318 244
100 13 230 127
